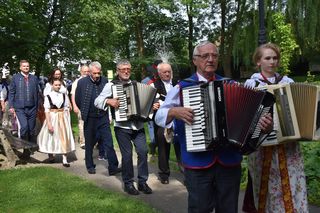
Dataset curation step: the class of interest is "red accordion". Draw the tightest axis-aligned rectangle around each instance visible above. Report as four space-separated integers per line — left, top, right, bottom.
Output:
182 80 275 154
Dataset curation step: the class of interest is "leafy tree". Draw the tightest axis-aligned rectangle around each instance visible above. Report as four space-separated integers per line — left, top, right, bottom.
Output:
269 12 299 75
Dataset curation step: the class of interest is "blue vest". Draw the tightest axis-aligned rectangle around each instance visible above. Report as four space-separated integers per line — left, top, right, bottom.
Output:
8 73 39 109
175 73 242 169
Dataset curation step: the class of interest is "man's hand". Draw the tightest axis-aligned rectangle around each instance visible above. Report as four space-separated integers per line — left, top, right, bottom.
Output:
259 113 273 134
152 102 160 110
168 107 194 125
106 98 120 108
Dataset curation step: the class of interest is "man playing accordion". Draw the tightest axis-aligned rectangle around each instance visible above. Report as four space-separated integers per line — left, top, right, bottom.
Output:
155 41 274 213
95 59 152 196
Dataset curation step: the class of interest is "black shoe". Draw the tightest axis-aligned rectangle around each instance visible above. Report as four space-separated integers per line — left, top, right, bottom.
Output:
109 167 122 176
63 163 70 167
87 168 96 174
20 152 31 160
124 185 139 195
138 183 152 194
159 178 169 184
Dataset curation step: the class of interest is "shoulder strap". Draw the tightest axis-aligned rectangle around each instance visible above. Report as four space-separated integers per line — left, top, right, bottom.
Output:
62 93 66 108
46 95 53 106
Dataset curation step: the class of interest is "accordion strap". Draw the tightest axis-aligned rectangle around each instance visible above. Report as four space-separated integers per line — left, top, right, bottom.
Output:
259 73 283 85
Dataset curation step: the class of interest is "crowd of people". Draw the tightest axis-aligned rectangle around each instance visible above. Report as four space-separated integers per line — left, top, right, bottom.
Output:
0 40 309 212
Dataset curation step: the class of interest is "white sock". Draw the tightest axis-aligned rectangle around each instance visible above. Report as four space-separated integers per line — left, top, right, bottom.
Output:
62 155 68 164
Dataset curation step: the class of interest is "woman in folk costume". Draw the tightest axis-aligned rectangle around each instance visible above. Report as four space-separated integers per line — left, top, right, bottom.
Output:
242 43 308 213
37 78 75 167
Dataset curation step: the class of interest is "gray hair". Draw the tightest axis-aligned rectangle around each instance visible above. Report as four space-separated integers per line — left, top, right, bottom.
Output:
157 62 172 73
89 61 101 70
193 41 219 57
116 59 131 69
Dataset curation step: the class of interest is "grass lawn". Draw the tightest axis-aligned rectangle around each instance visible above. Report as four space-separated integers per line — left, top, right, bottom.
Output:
0 167 158 213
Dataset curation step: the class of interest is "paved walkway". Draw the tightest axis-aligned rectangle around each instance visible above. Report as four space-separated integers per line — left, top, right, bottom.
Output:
16 143 320 213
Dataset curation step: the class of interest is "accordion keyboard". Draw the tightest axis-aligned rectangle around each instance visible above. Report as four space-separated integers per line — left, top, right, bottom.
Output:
112 84 128 121
183 86 211 152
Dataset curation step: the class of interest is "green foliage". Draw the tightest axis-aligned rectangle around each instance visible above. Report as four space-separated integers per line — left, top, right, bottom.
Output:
306 71 316 83
269 12 299 76
0 167 158 212
300 142 320 206
287 0 320 60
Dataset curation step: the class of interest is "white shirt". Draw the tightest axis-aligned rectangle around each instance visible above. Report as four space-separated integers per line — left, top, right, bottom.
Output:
94 81 144 130
44 90 69 112
0 84 8 101
43 82 68 96
155 73 207 128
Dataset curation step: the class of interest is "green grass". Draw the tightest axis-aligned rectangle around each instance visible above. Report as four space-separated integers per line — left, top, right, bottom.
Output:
0 167 158 213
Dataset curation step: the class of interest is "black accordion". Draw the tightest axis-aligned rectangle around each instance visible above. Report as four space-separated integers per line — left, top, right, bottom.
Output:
112 81 157 122
182 80 275 154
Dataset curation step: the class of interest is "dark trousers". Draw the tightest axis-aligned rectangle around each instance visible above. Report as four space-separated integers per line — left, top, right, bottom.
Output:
185 164 241 213
154 125 171 180
84 115 119 172
114 127 148 186
15 106 37 141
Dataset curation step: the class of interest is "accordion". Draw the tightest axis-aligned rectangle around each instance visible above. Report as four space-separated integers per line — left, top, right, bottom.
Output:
182 80 275 154
112 81 157 122
260 83 320 146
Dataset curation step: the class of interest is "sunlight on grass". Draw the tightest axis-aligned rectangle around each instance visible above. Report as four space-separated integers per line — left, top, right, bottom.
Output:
0 167 158 213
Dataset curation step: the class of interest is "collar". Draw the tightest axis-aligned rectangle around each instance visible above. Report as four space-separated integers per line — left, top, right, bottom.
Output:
196 72 216 82
161 79 172 85
20 72 29 78
89 76 101 84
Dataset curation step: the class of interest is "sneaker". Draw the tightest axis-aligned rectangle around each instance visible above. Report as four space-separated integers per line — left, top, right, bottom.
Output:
98 156 107 161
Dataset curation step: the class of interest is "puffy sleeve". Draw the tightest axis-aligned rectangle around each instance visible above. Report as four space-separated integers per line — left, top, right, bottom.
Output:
43 95 51 112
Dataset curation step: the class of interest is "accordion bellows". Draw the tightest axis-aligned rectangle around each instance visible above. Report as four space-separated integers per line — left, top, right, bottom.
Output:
112 82 157 122
182 80 275 154
260 83 320 146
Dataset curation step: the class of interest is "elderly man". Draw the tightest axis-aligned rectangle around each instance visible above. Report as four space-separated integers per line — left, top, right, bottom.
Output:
9 60 39 159
155 41 273 213
71 65 89 149
95 59 152 196
75 61 120 175
150 62 180 184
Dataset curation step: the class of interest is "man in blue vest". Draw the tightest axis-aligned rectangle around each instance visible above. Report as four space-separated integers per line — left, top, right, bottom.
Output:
155 41 273 213
75 61 120 175
8 60 39 159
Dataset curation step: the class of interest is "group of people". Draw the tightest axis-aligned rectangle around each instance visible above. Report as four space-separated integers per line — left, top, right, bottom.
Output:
5 40 309 212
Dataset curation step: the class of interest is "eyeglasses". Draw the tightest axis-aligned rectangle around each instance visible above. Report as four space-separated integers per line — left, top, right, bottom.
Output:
118 68 131 72
194 53 219 60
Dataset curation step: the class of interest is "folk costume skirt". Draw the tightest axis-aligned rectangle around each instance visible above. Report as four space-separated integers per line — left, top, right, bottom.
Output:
37 109 75 154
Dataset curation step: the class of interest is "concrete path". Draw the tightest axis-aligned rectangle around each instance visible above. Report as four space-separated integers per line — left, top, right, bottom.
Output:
18 143 320 213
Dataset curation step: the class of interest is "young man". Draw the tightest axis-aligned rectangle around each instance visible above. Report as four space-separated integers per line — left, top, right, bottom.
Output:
8 60 39 159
